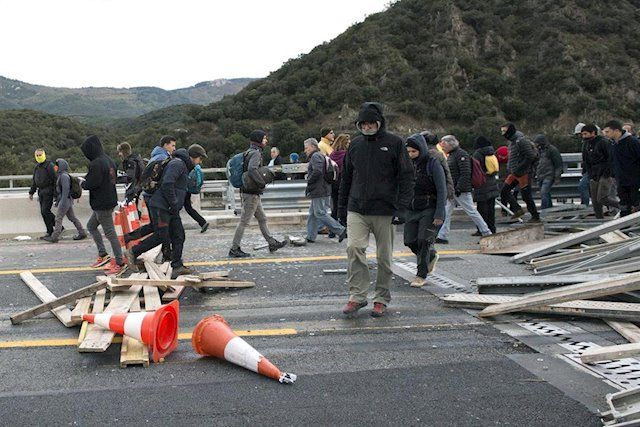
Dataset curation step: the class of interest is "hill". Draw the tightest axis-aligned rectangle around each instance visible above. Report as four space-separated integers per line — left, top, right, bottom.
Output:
0 76 255 124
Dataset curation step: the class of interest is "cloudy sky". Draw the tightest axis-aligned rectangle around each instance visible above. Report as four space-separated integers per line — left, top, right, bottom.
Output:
0 0 390 89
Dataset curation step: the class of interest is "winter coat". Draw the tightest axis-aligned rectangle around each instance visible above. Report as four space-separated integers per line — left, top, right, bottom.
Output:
534 138 563 181
339 103 415 216
329 149 347 175
149 148 193 213
407 135 447 221
54 159 73 211
80 135 118 211
507 131 536 177
241 144 267 195
29 160 56 196
612 132 640 187
427 146 455 200
305 151 330 199
447 145 473 194
472 146 500 202
119 153 144 200
582 135 613 181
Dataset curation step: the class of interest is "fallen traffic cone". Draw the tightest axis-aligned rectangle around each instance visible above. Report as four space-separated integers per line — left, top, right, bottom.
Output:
191 314 296 384
83 300 179 362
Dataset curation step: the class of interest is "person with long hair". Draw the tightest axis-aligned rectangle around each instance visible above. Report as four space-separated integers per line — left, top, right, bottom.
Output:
328 133 351 233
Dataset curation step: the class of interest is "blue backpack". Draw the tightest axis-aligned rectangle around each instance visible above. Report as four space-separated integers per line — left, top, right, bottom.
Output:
187 165 204 194
227 150 248 188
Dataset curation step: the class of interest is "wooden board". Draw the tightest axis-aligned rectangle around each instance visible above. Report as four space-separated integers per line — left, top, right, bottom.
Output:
18 271 74 327
142 286 162 310
199 270 231 280
12 274 106 325
70 296 92 324
480 235 568 255
119 296 149 368
601 231 630 244
479 224 545 253
581 343 640 364
477 272 640 318
188 280 255 288
109 277 199 290
605 320 640 343
78 289 106 345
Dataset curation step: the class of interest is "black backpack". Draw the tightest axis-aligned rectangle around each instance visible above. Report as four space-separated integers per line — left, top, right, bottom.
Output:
69 175 82 199
140 157 171 193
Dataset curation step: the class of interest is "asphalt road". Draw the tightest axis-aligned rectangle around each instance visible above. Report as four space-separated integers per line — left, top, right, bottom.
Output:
0 222 601 426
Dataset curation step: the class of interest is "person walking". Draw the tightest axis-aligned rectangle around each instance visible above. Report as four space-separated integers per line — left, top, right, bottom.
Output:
116 141 145 206
303 138 347 243
436 135 492 244
28 148 57 239
80 135 126 275
184 144 210 233
472 136 500 234
318 128 334 156
403 134 446 287
575 122 591 206
328 133 351 231
533 134 563 210
338 102 414 317
43 159 87 243
420 131 455 201
228 130 287 258
581 124 619 218
603 120 640 216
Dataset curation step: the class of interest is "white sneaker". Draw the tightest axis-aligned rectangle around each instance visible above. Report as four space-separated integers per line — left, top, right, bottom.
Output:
410 276 425 288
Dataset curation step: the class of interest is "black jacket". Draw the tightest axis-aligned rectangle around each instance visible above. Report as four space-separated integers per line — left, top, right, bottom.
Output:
339 103 414 216
582 135 612 181
612 132 640 187
29 160 56 195
241 144 267 195
306 151 330 198
407 134 447 220
80 135 118 211
150 148 193 213
507 131 536 176
472 146 500 202
117 153 144 200
447 146 472 194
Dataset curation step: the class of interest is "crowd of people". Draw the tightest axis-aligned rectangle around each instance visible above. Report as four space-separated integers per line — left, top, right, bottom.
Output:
27 101 640 316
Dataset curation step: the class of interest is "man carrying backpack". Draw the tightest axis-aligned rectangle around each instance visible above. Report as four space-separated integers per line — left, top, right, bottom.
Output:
228 130 287 258
28 148 57 239
43 159 87 243
116 141 145 205
472 136 500 234
303 138 346 243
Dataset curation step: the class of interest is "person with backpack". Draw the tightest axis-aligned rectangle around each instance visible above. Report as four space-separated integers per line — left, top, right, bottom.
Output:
303 138 347 243
125 145 208 279
435 135 492 244
116 142 145 205
472 136 500 235
184 144 210 233
404 134 447 287
533 134 563 210
80 135 126 275
328 133 351 230
43 159 87 243
28 148 57 239
228 130 287 258
499 123 541 223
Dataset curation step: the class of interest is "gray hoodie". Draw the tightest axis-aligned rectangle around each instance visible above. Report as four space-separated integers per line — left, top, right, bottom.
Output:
54 159 73 211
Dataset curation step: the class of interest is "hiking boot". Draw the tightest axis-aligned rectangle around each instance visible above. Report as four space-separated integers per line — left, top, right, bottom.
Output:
268 239 287 253
200 222 210 233
124 249 140 272
105 261 127 276
511 209 525 220
342 301 367 315
171 265 195 279
435 238 449 244
371 302 387 317
428 252 440 274
72 233 87 241
90 254 111 268
43 235 58 243
410 276 425 288
338 229 347 243
528 217 542 224
228 247 251 258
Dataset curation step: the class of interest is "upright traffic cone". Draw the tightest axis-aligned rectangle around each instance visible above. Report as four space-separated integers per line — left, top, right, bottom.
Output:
139 199 151 226
113 207 127 248
123 202 142 249
192 314 296 384
83 300 179 362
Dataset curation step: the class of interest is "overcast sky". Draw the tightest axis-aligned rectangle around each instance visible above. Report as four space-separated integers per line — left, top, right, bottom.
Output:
0 0 390 90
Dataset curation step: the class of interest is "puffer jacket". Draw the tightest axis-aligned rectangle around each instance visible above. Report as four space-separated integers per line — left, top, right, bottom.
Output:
80 135 118 211
507 131 537 177
446 142 472 194
306 151 330 198
472 146 500 202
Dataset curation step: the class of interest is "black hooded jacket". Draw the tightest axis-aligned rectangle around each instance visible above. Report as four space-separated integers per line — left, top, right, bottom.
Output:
406 134 447 220
29 160 57 195
81 135 118 211
338 102 415 216
149 148 193 213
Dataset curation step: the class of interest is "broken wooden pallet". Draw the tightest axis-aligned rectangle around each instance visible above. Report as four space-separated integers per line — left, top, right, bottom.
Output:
78 289 106 345
17 271 74 327
119 296 149 368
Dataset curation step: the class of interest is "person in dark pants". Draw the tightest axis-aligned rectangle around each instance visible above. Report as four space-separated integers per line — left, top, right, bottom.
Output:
604 120 640 216
403 134 446 288
472 136 500 234
581 124 619 218
184 144 209 233
533 134 563 210
328 133 351 231
29 148 57 238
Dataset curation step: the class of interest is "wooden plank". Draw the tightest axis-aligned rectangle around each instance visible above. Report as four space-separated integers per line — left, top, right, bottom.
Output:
512 210 640 264
119 296 149 368
480 235 568 255
12 275 107 325
605 320 640 343
477 272 640 318
70 296 92 324
78 289 106 345
18 271 74 327
109 277 199 291
188 280 255 288
479 224 544 253
601 230 630 244
159 262 170 275
199 270 231 280
142 286 162 310
581 343 640 364
78 273 147 353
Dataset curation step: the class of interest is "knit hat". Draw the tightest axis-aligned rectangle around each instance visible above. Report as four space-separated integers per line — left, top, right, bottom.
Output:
533 134 548 146
473 136 492 149
320 128 333 138
188 143 208 159
502 123 516 140
249 130 267 144
496 146 509 163
304 137 319 148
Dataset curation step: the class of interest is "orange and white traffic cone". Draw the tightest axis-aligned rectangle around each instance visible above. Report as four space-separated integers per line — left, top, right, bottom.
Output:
113 207 127 248
83 300 179 363
123 202 142 249
139 199 151 226
191 314 296 384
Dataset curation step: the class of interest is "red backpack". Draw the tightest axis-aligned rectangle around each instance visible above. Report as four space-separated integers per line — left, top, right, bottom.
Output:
471 157 487 188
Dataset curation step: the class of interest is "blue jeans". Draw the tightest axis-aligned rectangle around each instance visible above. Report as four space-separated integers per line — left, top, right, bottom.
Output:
306 197 345 241
579 173 590 206
437 192 491 240
538 178 554 210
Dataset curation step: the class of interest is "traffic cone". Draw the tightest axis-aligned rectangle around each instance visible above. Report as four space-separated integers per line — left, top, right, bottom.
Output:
139 199 151 226
123 202 142 249
191 314 296 384
83 300 179 363
113 207 127 248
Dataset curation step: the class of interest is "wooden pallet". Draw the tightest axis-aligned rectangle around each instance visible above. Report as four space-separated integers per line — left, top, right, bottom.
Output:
119 296 149 368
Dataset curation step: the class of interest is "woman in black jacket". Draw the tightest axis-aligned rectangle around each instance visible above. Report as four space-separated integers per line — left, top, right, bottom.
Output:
472 136 500 234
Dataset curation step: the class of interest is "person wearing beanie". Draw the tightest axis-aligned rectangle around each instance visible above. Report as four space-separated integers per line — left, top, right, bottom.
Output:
436 135 492 244
319 127 335 156
339 102 415 318
403 134 447 288
228 130 287 258
581 124 619 218
471 136 500 235
80 135 125 275
533 134 563 210
184 144 210 233
28 148 57 239
499 123 540 222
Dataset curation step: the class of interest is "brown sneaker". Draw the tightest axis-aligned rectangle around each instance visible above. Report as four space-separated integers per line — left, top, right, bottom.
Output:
342 301 367 315
371 302 387 317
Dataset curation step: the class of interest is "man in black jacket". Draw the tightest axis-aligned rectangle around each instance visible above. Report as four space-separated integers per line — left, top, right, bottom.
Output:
28 148 57 239
116 141 145 205
581 124 619 218
338 102 415 318
435 135 491 244
80 135 124 275
603 120 640 216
